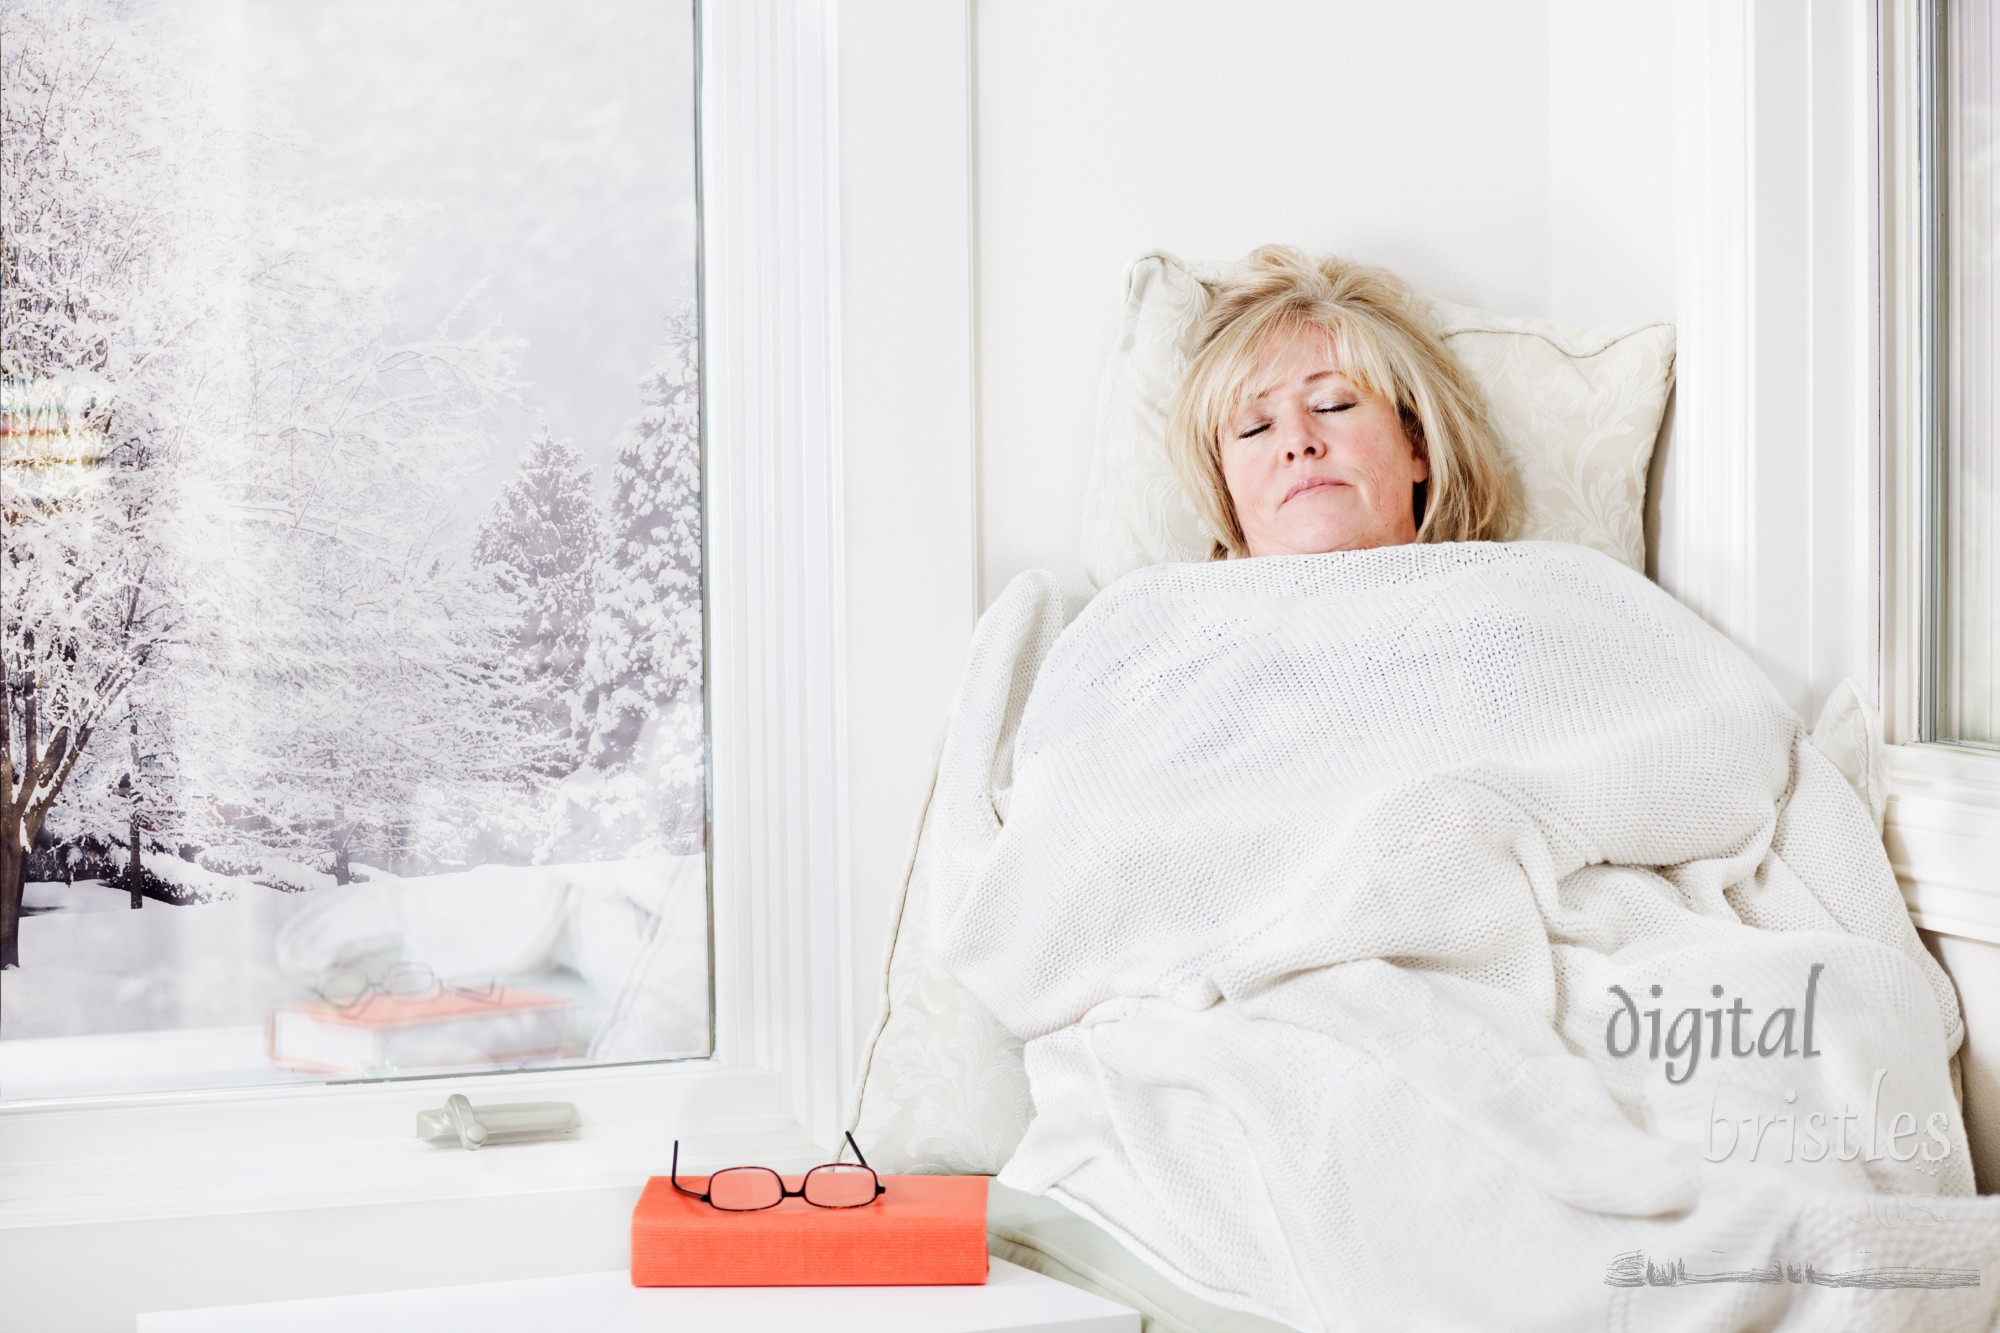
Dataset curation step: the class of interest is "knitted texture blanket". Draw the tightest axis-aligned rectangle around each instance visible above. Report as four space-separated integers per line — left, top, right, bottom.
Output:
929 542 2000 1332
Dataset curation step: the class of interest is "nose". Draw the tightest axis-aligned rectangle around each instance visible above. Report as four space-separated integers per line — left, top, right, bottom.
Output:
1277 409 1321 462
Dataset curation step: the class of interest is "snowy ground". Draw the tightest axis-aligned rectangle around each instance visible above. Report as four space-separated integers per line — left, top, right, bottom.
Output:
21 879 146 914
0 857 708 1101
9 878 318 1034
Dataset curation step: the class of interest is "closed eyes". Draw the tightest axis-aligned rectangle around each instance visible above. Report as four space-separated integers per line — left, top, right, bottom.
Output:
1233 401 1355 440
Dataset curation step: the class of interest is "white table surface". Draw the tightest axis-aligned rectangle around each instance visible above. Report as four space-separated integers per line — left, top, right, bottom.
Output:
135 1258 1141 1333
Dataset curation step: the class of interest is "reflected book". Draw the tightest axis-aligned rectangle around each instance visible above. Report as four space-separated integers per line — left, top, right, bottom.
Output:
266 989 573 1074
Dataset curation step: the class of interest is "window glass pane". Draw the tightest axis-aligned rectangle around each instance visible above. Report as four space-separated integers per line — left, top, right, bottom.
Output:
0 0 709 1098
1943 0 2000 744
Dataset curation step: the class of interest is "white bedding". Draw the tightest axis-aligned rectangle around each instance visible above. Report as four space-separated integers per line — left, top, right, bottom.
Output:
929 542 2000 1332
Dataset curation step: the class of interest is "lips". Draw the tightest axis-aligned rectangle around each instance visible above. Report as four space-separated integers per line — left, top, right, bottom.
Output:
1282 476 1347 504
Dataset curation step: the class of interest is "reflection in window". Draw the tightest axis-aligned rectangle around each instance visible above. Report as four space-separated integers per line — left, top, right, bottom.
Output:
0 0 709 1098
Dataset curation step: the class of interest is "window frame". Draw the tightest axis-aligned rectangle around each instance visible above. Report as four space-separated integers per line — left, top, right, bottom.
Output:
1881 0 2000 945
0 0 856 1232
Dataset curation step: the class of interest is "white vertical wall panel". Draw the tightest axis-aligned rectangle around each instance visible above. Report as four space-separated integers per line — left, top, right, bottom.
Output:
1660 0 1877 726
833 0 978 1063
1662 1 1754 673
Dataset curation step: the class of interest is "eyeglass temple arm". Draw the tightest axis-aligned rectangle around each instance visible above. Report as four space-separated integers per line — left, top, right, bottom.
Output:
668 1140 710 1201
844 1131 887 1195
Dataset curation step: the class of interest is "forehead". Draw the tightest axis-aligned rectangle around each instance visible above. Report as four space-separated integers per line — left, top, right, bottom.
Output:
1239 325 1347 405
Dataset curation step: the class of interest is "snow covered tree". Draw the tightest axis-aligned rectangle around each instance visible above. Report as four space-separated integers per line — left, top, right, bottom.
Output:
474 426 602 775
3 0 540 956
195 553 542 884
2 0 216 960
174 271 540 883
554 308 703 858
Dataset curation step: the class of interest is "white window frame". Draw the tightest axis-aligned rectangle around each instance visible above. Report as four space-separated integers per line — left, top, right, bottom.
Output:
1877 0 2000 946
1663 0 2000 946
0 0 872 1238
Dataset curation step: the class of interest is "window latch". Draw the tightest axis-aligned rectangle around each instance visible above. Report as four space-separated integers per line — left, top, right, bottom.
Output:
416 1093 580 1151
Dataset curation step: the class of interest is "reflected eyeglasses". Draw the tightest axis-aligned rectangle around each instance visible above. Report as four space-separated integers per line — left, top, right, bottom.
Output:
670 1132 887 1211
314 961 500 1011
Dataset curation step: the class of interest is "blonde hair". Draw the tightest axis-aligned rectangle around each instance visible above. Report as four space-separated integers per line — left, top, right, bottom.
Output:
1166 245 1515 559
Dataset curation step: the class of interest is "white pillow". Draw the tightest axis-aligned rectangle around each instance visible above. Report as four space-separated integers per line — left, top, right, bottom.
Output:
1079 251 1677 589
849 744 1035 1175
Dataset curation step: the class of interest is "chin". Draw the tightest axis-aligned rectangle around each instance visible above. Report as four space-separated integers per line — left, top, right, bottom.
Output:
1275 524 1379 556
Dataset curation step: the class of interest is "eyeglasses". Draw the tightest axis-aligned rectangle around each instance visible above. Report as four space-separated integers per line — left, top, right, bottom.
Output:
670 1132 887 1211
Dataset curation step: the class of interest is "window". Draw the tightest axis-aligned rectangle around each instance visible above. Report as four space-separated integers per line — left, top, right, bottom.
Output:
1 0 709 1100
1932 0 2000 747
0 1 883 1259
1869 0 2000 948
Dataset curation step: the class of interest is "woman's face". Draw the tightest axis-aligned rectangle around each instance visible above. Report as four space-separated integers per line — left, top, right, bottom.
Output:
1219 328 1428 557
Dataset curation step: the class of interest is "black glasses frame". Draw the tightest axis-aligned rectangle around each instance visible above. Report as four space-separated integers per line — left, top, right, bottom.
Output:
670 1131 888 1211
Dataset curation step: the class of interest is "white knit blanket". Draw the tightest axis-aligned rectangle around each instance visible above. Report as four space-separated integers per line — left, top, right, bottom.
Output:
930 543 2000 1333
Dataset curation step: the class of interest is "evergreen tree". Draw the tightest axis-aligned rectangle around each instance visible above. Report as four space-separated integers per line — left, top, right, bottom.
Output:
557 307 703 858
475 425 602 772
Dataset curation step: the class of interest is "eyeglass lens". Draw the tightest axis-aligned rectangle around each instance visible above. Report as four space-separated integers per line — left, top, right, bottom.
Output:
801 1163 875 1207
707 1167 784 1211
317 967 371 1008
383 961 440 1000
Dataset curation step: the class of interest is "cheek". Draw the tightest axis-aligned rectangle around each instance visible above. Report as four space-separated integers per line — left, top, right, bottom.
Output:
1220 449 1269 507
1345 418 1420 487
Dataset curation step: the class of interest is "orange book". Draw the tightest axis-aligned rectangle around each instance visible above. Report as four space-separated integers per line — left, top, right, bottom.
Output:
630 1173 989 1287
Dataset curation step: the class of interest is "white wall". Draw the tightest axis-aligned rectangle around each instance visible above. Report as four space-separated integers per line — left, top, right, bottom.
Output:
1547 0 1679 327
1544 0 1680 573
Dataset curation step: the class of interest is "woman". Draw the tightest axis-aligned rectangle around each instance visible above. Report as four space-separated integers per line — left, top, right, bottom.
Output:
1167 244 1515 560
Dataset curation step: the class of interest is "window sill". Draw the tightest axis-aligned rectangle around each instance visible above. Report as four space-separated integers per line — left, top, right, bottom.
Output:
0 1058 824 1230
1885 743 2000 945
